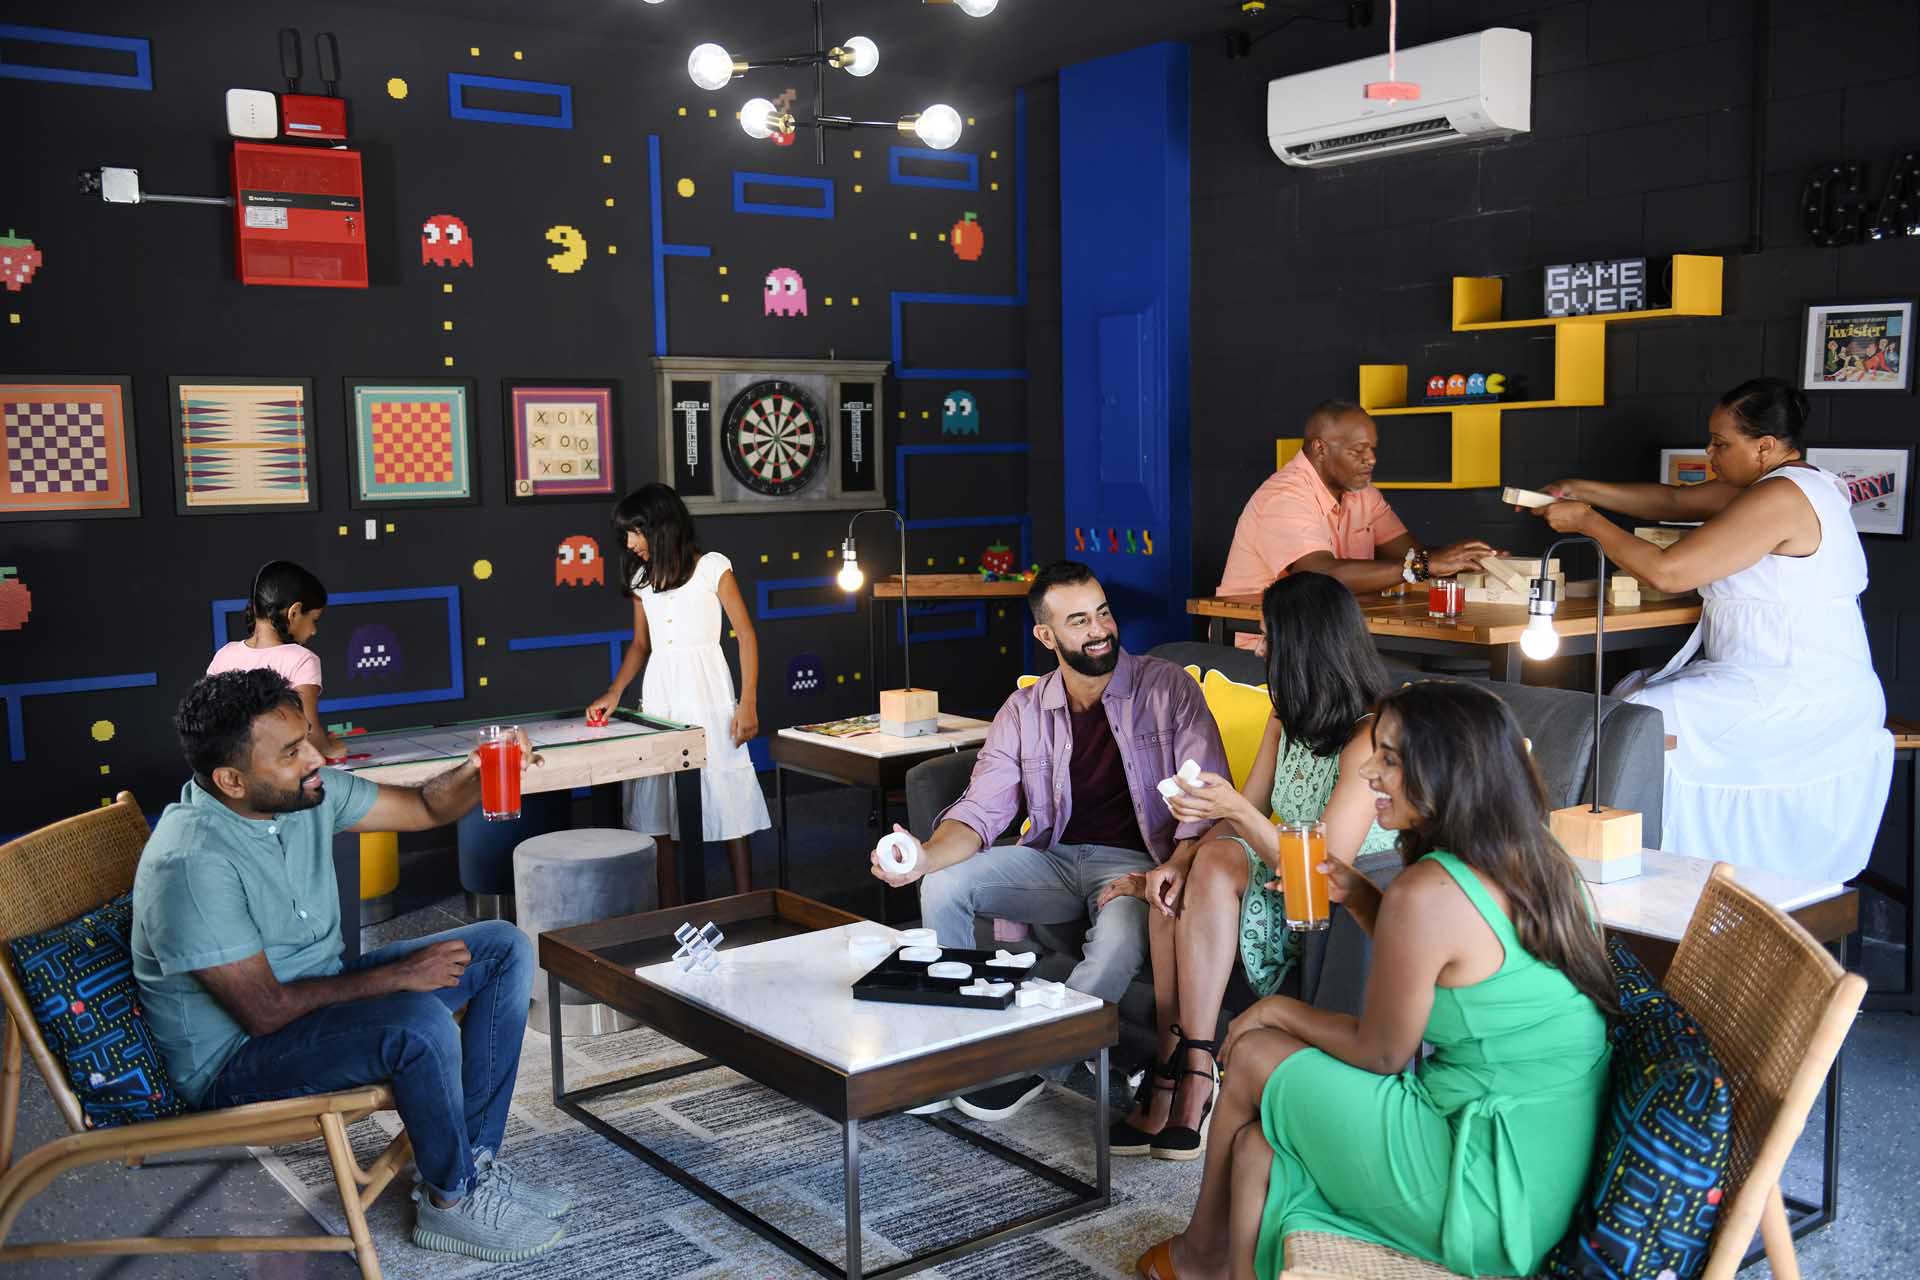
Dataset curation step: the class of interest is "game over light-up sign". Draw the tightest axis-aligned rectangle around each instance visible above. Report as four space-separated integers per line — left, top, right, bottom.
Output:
1544 258 1646 317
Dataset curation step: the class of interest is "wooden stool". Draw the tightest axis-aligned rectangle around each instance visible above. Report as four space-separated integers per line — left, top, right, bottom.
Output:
1860 716 1920 1013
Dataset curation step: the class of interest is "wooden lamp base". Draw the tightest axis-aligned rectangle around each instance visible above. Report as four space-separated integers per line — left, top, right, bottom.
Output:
1550 804 1643 883
880 687 939 738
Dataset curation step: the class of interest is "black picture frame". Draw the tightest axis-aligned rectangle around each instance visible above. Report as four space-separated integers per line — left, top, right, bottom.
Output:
342 376 481 510
1800 300 1914 393
168 375 321 516
0 374 142 523
501 377 622 504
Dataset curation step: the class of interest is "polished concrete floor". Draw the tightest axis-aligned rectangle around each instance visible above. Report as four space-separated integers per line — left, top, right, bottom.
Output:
5 778 1915 1278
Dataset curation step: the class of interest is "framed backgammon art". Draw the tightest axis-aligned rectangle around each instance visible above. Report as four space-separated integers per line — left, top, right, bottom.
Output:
0 376 140 522
504 379 619 502
168 376 319 516
344 377 478 508
653 356 888 516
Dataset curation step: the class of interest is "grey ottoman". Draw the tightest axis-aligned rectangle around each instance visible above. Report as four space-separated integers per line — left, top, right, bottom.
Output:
514 829 658 1036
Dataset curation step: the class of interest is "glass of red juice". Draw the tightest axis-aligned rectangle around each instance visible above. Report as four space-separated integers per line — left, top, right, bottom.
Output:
477 726 523 822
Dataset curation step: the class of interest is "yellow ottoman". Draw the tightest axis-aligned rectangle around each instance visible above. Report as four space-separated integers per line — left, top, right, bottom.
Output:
359 830 400 925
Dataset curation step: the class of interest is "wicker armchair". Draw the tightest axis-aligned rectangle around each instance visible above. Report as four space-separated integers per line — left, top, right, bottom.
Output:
1280 862 1867 1280
0 792 411 1278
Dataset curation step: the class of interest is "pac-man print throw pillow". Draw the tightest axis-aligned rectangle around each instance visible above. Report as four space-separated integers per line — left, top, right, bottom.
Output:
7 893 187 1128
1542 939 1732 1280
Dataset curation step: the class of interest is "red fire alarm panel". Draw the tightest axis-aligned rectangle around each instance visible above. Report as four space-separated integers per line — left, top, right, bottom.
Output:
230 141 366 288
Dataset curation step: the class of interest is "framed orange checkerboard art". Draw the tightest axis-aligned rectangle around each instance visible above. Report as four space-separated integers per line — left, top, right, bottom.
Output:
345 378 477 508
0 376 141 523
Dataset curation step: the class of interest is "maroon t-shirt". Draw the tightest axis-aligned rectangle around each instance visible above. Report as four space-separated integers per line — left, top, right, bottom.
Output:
1057 701 1147 853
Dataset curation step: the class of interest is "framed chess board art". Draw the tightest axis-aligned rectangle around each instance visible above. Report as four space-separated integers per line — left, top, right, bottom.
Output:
0 376 141 522
168 376 320 516
504 379 619 503
344 377 478 508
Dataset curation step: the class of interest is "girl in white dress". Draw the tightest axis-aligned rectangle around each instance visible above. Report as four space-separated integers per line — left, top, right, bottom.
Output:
1530 378 1892 883
588 484 770 902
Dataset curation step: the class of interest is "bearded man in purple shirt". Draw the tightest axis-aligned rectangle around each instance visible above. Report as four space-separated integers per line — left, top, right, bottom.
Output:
870 561 1229 1123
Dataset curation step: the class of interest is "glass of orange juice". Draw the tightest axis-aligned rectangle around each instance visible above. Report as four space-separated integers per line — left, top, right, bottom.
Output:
1275 820 1331 931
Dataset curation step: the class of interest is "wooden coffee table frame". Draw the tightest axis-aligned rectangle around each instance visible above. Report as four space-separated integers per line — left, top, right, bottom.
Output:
539 890 1116 1280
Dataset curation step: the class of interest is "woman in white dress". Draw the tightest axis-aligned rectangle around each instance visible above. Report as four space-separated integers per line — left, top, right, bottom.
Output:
588 484 771 902
1530 378 1892 883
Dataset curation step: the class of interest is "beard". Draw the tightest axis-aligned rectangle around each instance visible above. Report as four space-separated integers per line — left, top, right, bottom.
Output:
1058 635 1119 677
248 769 326 815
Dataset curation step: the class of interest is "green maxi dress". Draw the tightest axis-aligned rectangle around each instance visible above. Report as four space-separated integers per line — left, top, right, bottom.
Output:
1251 851 1611 1280
1229 727 1399 996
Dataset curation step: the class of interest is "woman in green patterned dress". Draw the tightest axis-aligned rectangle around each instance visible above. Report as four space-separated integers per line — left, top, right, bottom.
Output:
1135 680 1614 1280
1100 571 1399 1161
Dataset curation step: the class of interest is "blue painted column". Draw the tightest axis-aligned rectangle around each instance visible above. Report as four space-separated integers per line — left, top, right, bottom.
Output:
1059 42 1192 652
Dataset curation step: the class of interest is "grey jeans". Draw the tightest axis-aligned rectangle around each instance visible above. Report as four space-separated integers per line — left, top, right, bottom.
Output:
919 842 1153 1078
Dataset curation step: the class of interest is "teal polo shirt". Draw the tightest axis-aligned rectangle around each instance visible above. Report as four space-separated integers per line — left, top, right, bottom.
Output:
130 768 377 1106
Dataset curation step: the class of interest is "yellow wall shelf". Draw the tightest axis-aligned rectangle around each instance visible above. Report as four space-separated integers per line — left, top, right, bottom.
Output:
1276 255 1724 490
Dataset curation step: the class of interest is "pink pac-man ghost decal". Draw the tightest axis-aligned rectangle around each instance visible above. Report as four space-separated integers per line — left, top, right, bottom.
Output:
765 266 807 317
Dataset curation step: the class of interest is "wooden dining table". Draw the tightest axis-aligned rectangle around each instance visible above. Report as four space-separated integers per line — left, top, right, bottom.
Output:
1188 589 1703 682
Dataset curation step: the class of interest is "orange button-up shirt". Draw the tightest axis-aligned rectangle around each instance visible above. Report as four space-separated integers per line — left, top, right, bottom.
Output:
1216 451 1408 648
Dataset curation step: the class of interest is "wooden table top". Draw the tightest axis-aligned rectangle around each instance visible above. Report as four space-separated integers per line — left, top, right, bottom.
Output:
1890 715 1920 751
873 573 1032 599
1188 591 1702 645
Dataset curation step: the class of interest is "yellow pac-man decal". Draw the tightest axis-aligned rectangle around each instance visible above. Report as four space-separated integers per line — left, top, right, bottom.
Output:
544 224 589 274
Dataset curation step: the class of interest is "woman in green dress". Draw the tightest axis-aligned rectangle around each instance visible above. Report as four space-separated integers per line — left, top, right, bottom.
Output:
1137 679 1615 1280
1099 571 1398 1160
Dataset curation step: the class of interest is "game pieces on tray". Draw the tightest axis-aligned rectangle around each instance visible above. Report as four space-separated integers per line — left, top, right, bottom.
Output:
852 944 1044 1011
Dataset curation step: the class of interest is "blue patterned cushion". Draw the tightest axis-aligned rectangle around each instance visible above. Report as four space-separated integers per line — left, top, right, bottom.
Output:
7 893 187 1128
1542 939 1732 1280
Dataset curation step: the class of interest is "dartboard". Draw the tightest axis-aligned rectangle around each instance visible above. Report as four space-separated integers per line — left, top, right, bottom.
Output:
721 379 827 497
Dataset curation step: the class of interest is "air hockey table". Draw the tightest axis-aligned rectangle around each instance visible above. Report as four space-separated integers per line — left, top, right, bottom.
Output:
327 709 709 954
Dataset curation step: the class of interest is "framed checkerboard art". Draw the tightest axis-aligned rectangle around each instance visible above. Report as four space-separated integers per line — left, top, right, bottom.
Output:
0 377 141 522
344 378 478 508
168 376 319 516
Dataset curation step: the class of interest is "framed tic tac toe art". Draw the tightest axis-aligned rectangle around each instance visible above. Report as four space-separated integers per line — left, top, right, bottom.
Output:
344 377 478 508
504 379 619 502
168 376 319 516
0 376 141 522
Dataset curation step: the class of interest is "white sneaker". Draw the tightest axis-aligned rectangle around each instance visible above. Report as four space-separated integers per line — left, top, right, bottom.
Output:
906 1097 955 1116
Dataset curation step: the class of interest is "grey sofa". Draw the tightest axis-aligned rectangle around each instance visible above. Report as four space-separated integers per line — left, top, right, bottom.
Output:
901 640 1667 1069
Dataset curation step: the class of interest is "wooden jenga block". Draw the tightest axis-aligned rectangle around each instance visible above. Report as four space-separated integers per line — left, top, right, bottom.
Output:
1633 526 1684 548
1454 571 1486 589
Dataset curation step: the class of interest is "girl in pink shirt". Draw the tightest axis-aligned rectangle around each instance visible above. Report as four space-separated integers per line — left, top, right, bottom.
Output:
206 561 345 759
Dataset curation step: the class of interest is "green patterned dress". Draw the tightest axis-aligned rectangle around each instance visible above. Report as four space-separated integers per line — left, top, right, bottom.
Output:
1228 723 1399 996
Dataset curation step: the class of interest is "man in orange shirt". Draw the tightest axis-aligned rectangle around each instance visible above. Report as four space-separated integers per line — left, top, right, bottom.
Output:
1216 401 1494 647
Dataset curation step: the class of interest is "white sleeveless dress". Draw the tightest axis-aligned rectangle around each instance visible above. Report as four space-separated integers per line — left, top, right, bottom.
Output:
622 551 771 842
1628 466 1892 882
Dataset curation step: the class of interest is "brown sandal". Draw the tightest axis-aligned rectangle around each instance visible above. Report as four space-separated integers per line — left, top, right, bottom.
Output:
1136 1238 1182 1280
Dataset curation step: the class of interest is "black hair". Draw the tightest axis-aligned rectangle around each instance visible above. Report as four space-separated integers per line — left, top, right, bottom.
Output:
1027 560 1098 623
1374 680 1619 1018
176 669 302 783
612 484 701 595
1262 572 1392 758
1717 377 1807 451
245 561 328 643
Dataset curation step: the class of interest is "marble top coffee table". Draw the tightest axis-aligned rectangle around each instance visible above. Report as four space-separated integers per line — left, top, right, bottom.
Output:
538 889 1117 1280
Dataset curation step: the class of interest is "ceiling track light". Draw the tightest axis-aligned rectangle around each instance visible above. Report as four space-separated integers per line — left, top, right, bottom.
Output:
698 0 984 164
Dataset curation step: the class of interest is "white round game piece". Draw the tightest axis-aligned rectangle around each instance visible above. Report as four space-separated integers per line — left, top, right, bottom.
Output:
897 927 937 948
900 946 942 963
847 932 893 958
927 961 972 979
876 831 921 875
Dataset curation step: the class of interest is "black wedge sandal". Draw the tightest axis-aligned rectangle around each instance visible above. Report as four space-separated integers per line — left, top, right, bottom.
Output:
1149 1026 1220 1162
1108 1056 1177 1156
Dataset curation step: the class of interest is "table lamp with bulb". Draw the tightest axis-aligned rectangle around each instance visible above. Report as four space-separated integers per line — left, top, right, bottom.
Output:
1523 535 1642 882
839 509 938 737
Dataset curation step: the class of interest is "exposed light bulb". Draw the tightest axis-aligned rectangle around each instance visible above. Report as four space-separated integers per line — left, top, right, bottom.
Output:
956 0 999 16
841 35 879 77
688 43 736 91
913 103 964 150
837 560 865 592
739 97 779 139
641 0 666 5
1519 613 1560 661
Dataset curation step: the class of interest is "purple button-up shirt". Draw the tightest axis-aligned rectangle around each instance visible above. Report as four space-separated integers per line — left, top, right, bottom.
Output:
939 650 1230 864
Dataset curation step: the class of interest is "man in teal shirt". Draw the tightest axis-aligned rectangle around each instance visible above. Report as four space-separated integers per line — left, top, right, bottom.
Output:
133 669 566 1261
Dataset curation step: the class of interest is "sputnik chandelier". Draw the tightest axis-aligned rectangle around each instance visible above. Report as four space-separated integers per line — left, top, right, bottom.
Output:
682 0 999 163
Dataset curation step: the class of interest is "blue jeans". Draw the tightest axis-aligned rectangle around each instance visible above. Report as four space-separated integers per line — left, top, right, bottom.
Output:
207 921 533 1199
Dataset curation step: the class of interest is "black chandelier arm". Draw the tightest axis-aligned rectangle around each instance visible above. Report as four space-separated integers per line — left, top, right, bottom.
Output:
1541 534 1609 815
847 509 910 689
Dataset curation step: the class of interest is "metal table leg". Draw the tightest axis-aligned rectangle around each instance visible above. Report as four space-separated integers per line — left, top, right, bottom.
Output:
1500 643 1525 683
776 765 791 891
1863 747 1918 1013
844 1118 863 1280
673 766 707 904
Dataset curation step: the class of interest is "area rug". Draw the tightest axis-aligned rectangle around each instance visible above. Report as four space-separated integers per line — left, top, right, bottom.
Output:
252 1020 1201 1278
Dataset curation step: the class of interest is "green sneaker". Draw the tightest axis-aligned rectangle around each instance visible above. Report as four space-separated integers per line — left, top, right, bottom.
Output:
475 1147 573 1219
411 1175 563 1261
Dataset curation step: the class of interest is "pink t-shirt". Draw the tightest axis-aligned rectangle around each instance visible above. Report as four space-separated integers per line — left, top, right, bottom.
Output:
206 640 324 689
